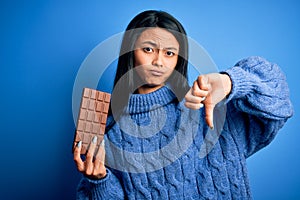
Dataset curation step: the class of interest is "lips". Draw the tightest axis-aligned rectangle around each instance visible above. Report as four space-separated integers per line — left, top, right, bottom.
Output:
150 70 164 76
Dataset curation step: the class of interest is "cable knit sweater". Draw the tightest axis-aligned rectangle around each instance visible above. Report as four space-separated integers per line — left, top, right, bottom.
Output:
76 56 293 199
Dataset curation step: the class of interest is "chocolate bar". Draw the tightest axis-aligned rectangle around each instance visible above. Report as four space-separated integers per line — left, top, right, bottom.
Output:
73 88 111 154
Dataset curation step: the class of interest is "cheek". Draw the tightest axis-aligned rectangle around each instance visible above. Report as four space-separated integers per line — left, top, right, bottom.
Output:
167 56 179 69
134 65 148 81
134 50 151 67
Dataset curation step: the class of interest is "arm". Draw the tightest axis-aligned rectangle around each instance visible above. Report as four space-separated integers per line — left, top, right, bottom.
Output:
74 137 125 199
225 56 292 119
185 56 293 157
224 56 293 157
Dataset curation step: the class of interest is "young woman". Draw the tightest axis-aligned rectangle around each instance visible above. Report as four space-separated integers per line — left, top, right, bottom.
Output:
73 10 293 199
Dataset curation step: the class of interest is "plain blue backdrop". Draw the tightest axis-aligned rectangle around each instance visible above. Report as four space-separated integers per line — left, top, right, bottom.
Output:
0 0 299 199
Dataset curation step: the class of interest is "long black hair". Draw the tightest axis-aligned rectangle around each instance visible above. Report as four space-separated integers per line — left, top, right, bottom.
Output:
110 10 189 121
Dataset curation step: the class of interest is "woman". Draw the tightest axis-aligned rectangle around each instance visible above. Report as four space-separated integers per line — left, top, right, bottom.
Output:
74 10 293 199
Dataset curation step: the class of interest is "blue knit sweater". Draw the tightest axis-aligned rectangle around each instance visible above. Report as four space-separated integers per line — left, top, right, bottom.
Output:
76 56 293 199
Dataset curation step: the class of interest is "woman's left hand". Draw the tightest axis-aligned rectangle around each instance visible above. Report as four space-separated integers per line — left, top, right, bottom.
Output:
184 73 232 129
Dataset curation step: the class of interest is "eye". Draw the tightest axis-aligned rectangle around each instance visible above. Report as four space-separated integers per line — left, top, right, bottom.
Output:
165 51 175 57
143 47 154 53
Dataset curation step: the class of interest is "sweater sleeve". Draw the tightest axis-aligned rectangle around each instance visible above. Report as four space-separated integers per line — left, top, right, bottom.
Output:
76 168 125 200
224 56 293 158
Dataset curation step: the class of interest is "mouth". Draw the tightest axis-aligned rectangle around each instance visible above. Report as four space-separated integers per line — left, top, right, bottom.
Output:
150 70 164 76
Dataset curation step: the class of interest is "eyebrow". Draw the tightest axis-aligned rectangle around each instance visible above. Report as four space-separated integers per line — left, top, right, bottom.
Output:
141 41 179 51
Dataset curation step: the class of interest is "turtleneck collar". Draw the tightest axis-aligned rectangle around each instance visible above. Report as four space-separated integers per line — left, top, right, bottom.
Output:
128 86 177 114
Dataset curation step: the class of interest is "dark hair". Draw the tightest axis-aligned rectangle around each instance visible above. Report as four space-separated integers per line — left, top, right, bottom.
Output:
110 10 189 121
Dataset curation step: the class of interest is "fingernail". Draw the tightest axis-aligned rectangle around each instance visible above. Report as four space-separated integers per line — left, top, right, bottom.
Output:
77 141 82 147
92 136 97 144
210 126 214 130
100 139 105 147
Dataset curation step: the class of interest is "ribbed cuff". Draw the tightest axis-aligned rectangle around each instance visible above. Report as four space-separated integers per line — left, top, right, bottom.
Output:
85 169 124 199
224 66 256 103
85 168 111 186
85 169 116 198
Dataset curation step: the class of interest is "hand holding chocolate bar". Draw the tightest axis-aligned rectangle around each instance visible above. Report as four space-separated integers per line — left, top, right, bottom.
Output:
73 88 110 179
73 135 107 179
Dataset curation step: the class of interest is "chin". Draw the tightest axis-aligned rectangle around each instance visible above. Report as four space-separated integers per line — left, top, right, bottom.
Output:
144 79 165 87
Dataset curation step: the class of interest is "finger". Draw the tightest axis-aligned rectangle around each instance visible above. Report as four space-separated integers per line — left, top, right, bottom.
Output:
184 101 203 110
85 136 97 175
94 139 105 170
185 90 205 104
192 81 209 97
197 75 210 91
204 103 215 129
73 141 85 172
93 139 107 179
192 81 200 96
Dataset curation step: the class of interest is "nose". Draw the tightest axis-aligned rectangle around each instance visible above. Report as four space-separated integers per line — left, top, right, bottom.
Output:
152 50 163 67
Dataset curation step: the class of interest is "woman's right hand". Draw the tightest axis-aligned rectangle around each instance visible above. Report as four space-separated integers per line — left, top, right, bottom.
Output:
73 136 107 180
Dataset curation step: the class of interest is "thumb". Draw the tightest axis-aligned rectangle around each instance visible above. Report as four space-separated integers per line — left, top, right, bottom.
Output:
204 103 215 129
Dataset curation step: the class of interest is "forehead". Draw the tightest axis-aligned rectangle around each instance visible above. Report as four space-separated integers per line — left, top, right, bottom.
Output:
135 28 179 47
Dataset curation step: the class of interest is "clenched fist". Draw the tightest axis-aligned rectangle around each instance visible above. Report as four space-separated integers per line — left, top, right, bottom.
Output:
184 73 232 129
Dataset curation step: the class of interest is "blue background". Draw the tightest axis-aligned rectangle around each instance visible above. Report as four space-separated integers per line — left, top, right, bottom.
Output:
1 0 299 199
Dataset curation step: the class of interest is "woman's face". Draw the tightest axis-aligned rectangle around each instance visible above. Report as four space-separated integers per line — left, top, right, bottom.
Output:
134 28 179 94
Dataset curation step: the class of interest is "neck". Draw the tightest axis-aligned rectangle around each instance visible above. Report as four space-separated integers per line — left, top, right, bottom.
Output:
137 84 164 94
